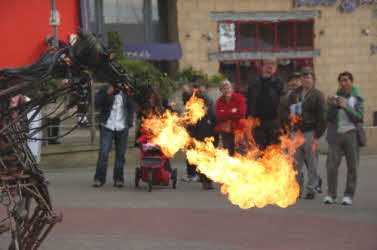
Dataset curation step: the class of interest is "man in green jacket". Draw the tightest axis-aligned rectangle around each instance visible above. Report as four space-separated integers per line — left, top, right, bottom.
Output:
324 72 365 205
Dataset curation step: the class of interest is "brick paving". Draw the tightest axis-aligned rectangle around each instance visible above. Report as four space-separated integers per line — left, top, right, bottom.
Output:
1 155 377 250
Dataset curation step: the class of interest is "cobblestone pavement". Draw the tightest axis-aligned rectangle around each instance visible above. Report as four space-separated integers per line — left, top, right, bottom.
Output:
1 154 377 250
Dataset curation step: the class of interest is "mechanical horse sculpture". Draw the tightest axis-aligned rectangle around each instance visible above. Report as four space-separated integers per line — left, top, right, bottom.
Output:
0 28 153 250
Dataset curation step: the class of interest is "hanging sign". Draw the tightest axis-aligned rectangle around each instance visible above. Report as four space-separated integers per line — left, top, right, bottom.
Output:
295 0 377 12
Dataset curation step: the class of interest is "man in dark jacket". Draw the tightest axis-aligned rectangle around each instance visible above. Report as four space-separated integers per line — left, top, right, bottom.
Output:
287 67 327 199
279 71 302 131
247 58 285 150
93 84 134 188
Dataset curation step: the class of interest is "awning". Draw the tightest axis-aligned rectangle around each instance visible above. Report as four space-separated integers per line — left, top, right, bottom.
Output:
123 42 182 61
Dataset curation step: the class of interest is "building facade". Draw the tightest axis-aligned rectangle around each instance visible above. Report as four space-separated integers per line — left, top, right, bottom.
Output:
82 0 180 74
175 0 377 126
0 0 80 69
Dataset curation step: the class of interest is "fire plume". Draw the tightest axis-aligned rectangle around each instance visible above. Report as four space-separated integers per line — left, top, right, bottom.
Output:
142 110 191 158
183 89 205 125
142 94 304 209
185 130 304 209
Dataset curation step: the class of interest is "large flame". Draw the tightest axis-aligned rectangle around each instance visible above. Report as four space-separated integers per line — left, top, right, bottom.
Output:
186 131 304 209
142 93 304 209
183 89 205 125
142 90 206 157
142 110 191 157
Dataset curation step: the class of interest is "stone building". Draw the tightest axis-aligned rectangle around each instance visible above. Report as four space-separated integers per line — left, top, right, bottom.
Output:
175 0 377 126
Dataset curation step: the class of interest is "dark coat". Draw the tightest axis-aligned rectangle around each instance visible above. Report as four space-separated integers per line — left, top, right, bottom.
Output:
95 85 134 128
288 86 327 139
278 91 292 131
247 75 285 121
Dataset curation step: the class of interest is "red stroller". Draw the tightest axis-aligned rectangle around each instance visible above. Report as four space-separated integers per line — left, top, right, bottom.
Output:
135 129 177 192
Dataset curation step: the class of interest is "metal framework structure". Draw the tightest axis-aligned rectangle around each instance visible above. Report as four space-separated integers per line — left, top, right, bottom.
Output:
0 28 152 250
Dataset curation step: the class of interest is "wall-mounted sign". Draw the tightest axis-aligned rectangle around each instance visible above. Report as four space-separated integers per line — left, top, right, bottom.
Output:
295 0 377 12
219 22 236 51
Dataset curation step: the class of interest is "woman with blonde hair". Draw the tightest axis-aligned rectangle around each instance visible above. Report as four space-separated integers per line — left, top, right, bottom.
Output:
215 80 246 156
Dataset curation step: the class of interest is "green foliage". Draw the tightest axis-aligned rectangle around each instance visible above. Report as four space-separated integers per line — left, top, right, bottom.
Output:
173 67 206 83
117 58 180 99
208 73 227 86
35 78 64 96
44 78 61 91
107 29 125 60
173 67 226 87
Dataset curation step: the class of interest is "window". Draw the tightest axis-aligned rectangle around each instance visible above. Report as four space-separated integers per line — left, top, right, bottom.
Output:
277 21 295 49
218 19 315 89
219 58 314 93
219 20 314 52
219 62 238 84
258 22 275 49
239 23 257 50
239 61 259 88
296 21 314 48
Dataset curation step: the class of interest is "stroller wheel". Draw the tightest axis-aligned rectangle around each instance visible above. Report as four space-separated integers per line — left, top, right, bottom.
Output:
148 168 153 192
172 168 177 189
135 167 141 188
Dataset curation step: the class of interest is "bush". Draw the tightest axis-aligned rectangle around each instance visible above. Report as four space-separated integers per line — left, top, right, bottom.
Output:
117 58 180 99
173 67 227 87
107 29 125 60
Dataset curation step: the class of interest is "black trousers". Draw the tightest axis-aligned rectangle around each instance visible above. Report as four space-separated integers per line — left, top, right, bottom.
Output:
47 117 61 143
253 122 281 150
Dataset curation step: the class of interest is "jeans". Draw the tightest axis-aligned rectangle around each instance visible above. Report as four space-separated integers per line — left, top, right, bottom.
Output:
94 126 129 184
293 131 320 195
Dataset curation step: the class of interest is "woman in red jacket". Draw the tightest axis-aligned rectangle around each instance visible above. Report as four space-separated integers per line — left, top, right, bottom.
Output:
215 80 246 156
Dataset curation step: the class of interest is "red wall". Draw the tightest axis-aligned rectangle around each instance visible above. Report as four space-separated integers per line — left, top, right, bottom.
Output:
0 0 80 69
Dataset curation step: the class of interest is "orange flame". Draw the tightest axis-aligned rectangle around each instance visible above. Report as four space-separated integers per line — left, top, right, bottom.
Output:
142 94 305 209
185 127 304 209
142 110 190 158
312 138 318 152
184 89 205 125
142 91 206 157
290 113 302 127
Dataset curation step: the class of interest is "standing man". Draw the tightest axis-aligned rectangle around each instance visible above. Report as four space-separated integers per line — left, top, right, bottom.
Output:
279 71 302 131
287 67 327 199
247 58 285 150
279 71 323 194
93 84 134 188
324 72 365 205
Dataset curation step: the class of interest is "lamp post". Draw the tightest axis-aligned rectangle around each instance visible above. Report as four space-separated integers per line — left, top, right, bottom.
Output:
49 0 60 47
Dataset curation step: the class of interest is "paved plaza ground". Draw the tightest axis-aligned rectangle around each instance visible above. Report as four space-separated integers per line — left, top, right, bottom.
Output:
1 149 377 250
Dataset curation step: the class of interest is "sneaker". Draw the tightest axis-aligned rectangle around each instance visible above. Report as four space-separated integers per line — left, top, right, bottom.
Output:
114 181 124 188
181 175 193 182
92 181 103 188
342 196 352 205
202 182 214 190
315 178 323 193
323 195 336 204
304 192 315 200
191 175 200 182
